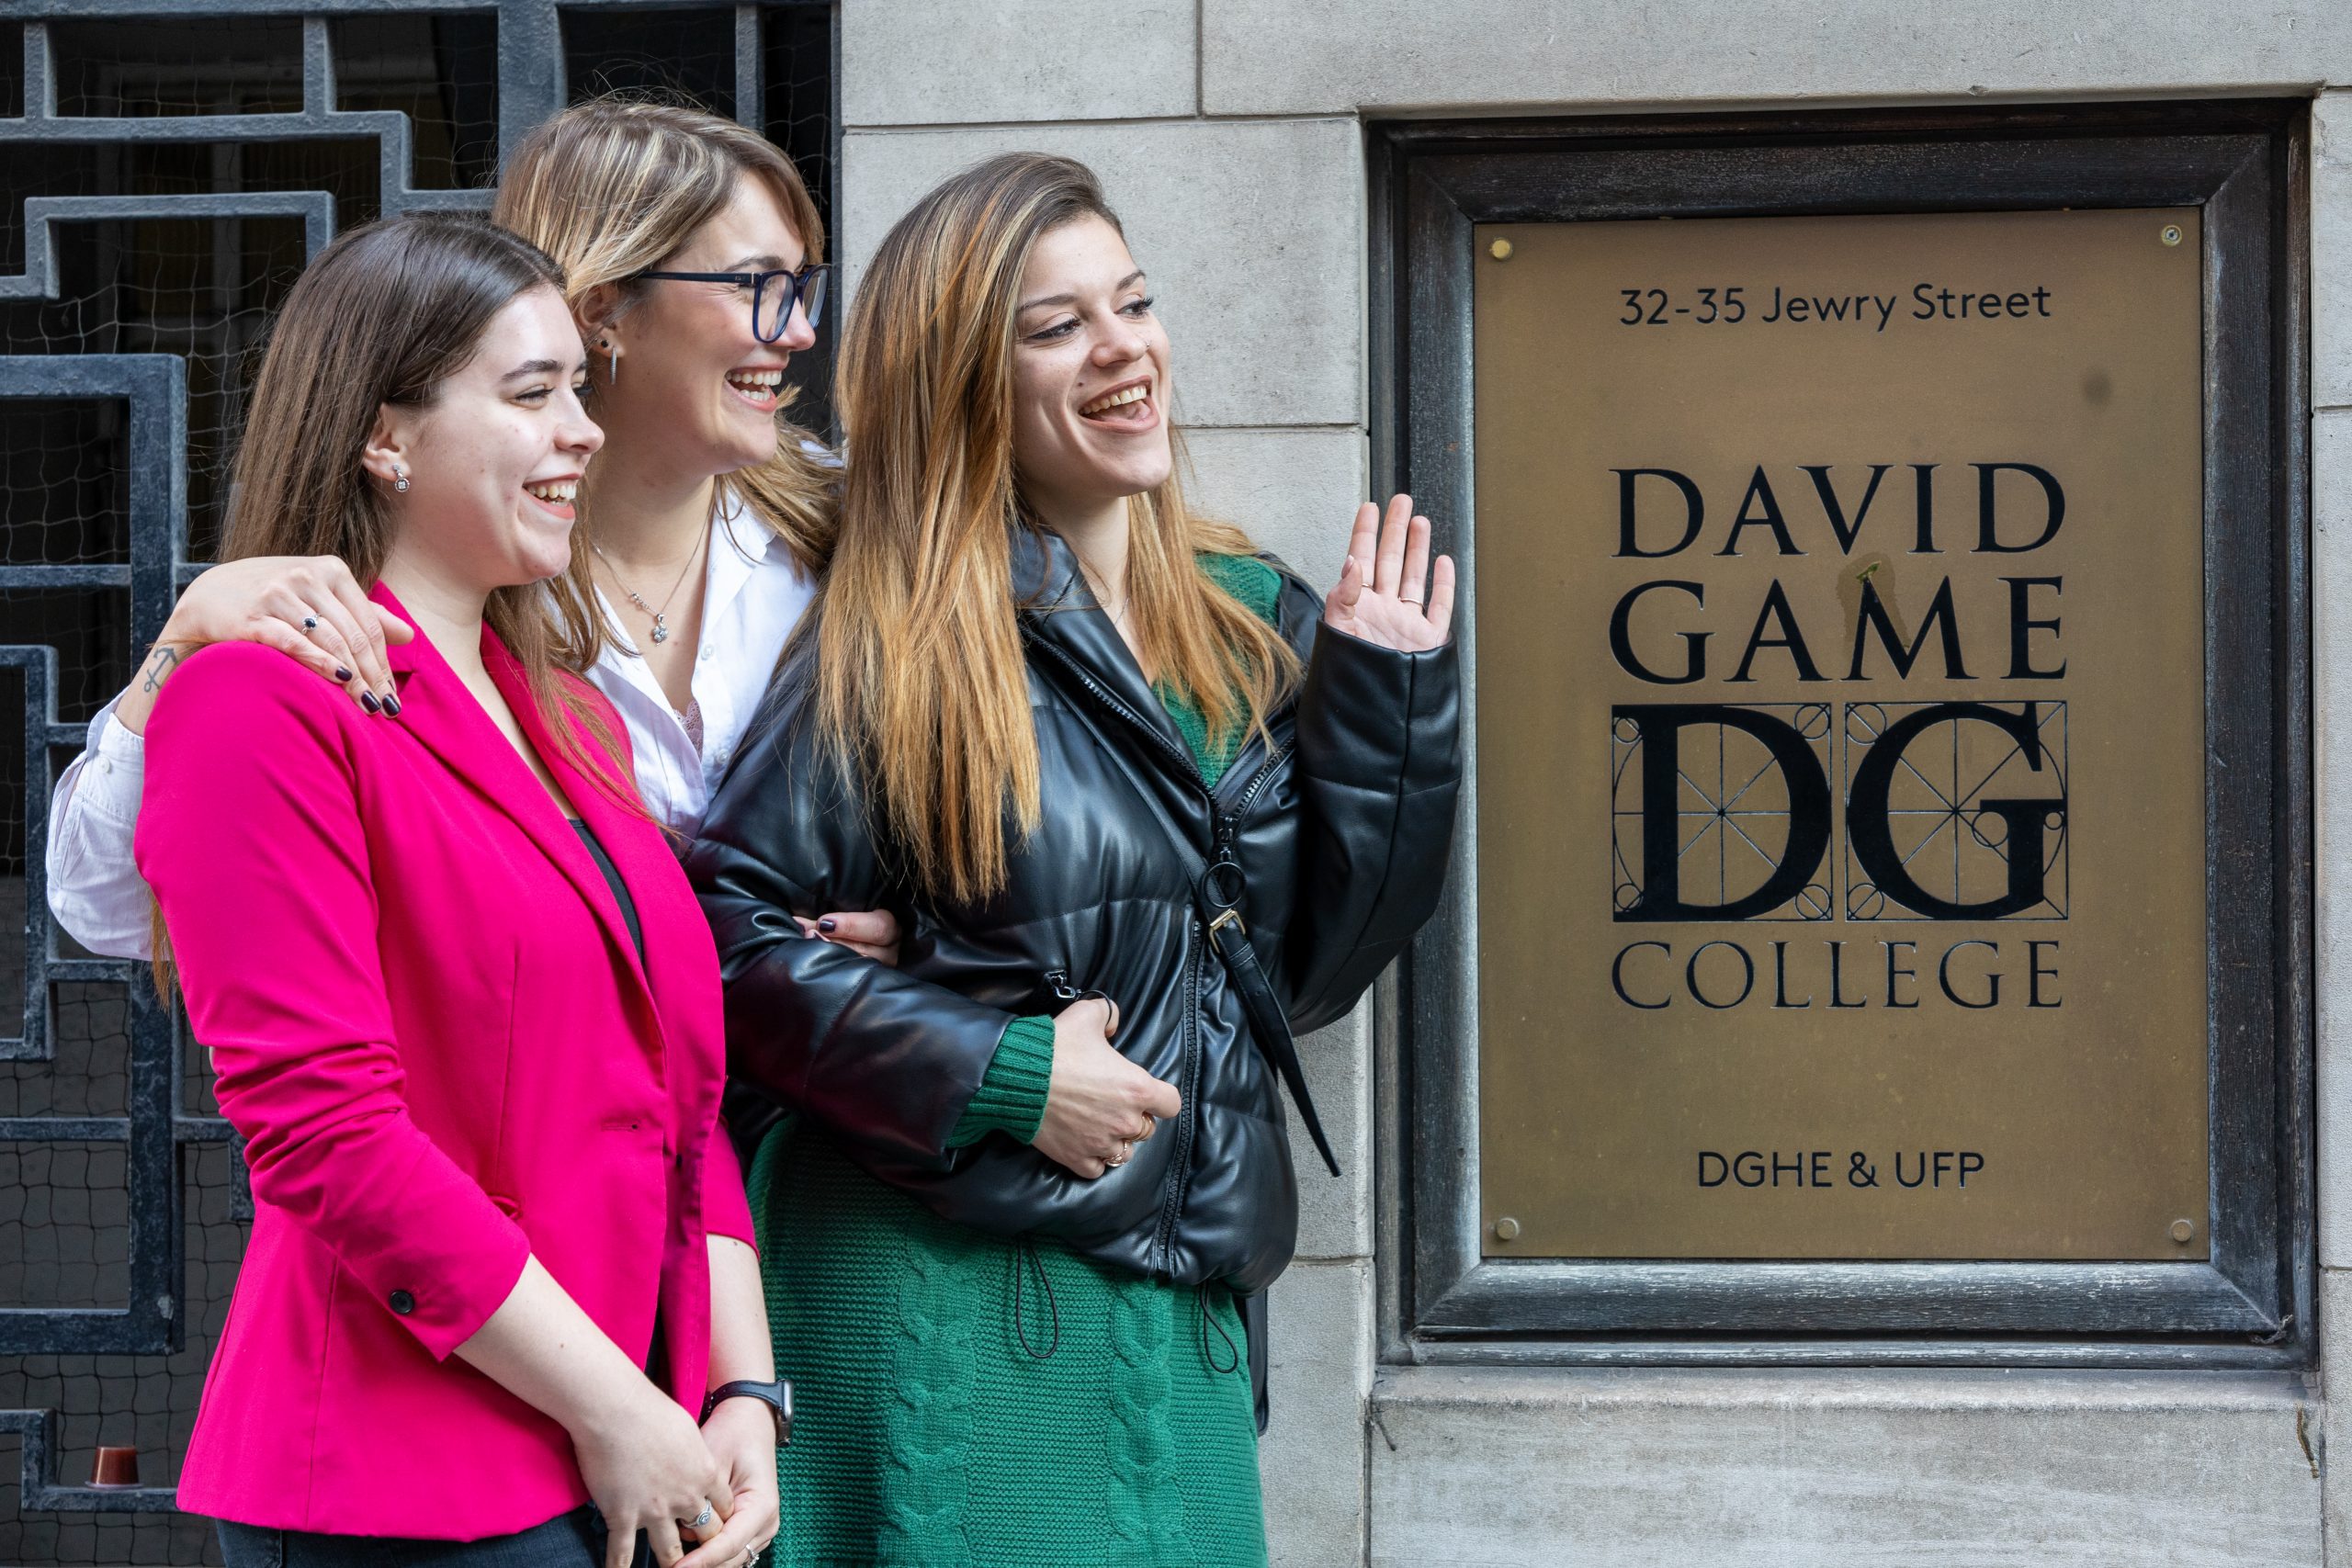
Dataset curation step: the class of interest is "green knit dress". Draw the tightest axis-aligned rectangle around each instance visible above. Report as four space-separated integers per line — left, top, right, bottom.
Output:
749 555 1282 1568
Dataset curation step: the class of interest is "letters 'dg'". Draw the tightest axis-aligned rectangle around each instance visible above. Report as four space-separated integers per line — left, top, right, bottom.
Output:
1614 701 2064 922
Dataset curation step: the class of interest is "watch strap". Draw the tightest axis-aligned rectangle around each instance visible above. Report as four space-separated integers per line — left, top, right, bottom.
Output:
702 1377 793 1446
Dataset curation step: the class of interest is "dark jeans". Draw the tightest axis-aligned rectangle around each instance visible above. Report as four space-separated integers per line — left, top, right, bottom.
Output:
215 1506 654 1568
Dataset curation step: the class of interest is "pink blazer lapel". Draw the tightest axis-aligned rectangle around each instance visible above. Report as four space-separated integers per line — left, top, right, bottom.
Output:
372 584 665 1023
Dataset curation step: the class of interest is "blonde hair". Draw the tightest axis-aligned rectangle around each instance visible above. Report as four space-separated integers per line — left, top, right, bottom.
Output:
493 94 837 671
822 152 1298 904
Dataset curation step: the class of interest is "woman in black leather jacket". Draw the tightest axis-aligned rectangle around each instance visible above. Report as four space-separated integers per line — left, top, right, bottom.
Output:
686 152 1458 1567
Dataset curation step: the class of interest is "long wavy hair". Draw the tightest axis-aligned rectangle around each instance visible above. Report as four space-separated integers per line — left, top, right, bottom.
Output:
494 93 836 671
820 152 1298 904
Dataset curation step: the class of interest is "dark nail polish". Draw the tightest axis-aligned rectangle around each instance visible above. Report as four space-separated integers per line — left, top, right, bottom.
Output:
359 692 380 715
335 667 353 682
818 918 837 933
381 693 401 716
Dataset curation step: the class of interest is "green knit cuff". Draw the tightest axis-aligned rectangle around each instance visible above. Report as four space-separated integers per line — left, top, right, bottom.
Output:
947 1015 1056 1147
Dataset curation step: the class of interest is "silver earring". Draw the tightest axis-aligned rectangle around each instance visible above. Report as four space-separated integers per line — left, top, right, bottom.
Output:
392 464 410 493
602 341 618 385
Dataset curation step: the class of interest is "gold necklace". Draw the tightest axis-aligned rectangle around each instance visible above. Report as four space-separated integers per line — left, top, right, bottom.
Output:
592 528 705 646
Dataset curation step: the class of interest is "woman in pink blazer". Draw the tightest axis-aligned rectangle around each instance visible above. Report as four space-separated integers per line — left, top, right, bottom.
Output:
134 213 780 1568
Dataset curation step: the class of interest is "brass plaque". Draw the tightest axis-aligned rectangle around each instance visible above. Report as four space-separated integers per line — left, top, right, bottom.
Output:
1473 209 2208 1261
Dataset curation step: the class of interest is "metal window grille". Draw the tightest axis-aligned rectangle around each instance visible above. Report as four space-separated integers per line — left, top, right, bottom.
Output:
0 6 835 1561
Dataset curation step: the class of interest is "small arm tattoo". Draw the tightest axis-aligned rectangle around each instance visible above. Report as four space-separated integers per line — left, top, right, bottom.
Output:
139 642 191 694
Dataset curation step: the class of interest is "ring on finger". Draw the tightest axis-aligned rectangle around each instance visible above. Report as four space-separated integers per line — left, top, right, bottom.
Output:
300 615 320 632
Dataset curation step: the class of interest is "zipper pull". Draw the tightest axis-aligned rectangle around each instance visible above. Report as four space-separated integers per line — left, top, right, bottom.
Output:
1043 967 1081 1003
1215 810 1239 865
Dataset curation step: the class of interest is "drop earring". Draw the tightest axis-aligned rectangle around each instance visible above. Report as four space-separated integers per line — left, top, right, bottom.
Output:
600 339 618 385
392 463 410 493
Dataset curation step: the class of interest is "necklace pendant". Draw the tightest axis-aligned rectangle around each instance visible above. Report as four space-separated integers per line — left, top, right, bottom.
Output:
650 615 670 645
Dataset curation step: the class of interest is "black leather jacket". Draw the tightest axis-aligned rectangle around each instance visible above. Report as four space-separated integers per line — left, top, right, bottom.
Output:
686 528 1460 1293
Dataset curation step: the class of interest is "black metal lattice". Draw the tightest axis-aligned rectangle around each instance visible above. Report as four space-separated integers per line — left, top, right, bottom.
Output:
0 6 835 1561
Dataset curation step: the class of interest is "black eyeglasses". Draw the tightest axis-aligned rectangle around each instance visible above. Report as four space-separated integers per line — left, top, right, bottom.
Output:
632 264 831 343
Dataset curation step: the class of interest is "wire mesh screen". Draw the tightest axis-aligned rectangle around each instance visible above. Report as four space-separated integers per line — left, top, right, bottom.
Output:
0 6 837 1562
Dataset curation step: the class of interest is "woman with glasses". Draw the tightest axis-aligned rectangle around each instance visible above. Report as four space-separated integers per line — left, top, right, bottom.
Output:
43 96 879 1568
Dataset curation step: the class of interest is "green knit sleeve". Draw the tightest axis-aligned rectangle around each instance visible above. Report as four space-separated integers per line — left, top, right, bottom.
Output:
946 1014 1057 1147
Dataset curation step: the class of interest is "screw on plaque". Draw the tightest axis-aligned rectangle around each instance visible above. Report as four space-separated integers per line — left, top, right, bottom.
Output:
1488 239 1514 261
1492 1216 1521 1241
2160 224 2183 247
2170 1218 2195 1243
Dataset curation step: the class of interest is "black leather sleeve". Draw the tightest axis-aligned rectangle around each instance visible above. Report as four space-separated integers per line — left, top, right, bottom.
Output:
684 689 1019 1162
1279 616 1463 1035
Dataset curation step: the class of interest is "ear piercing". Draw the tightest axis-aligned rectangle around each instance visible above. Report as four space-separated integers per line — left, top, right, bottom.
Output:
392 463 410 492
600 339 618 385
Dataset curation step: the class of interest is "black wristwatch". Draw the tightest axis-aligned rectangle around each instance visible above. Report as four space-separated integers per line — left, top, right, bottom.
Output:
702 1377 793 1446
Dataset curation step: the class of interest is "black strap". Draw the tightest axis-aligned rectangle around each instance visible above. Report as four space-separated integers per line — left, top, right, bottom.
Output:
1012 1235 1062 1359
1241 1288 1270 1434
1037 663 1340 1179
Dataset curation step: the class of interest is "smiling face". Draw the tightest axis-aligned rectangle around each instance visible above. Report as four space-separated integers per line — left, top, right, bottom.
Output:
368 284 604 594
1009 215 1172 524
600 174 817 479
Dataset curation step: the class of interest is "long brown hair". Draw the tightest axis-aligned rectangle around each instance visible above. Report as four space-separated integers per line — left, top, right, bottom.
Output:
821 152 1297 904
495 93 836 672
154 212 632 989
220 211 629 795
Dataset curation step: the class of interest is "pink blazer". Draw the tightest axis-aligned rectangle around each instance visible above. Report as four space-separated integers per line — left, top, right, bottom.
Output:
135 584 754 1540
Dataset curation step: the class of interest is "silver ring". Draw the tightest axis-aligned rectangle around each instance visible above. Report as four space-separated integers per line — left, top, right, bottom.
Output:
688 1505 715 1529
300 615 320 632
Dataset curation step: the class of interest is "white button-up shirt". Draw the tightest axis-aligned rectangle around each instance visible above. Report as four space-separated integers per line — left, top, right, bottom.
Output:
45 484 817 959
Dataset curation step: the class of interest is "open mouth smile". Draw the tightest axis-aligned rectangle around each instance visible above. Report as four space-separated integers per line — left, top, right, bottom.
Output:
1079 378 1156 426
726 367 786 408
524 477 579 520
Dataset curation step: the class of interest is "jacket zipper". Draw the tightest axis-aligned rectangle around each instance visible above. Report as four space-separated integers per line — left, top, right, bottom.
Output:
1029 637 1289 820
1151 917 1204 1275
1025 636 1292 1269
1216 748 1287 879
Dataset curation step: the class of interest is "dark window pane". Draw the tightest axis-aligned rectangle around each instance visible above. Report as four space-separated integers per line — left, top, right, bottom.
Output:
50 20 302 119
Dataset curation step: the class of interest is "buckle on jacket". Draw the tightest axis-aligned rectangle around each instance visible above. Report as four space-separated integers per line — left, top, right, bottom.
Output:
1207 907 1248 952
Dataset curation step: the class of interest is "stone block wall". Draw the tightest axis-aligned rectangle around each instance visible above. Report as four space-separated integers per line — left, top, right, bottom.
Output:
835 4 2352 1561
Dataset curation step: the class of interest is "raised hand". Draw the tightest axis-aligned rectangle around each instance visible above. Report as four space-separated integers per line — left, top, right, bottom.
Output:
1323 494 1455 652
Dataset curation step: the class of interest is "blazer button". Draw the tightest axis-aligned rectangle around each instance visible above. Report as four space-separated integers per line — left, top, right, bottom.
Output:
389 1289 416 1315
